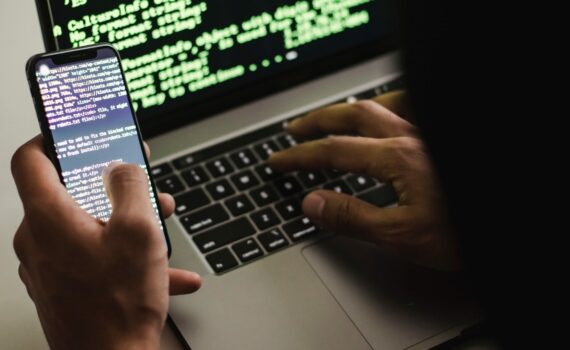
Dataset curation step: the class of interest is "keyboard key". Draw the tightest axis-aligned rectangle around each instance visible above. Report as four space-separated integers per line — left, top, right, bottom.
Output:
298 171 327 188
181 166 210 187
230 170 260 191
277 134 297 149
206 248 238 273
151 163 173 178
330 98 346 105
324 180 354 195
180 204 230 235
173 148 227 171
174 188 211 215
258 229 289 252
230 149 259 169
232 239 264 262
250 208 281 231
276 198 303 221
274 177 303 197
156 175 185 195
297 191 310 202
357 184 398 207
283 217 320 241
346 95 358 104
347 174 376 193
173 122 285 171
173 154 200 170
381 77 405 93
355 88 378 100
254 164 280 181
254 140 281 160
206 158 235 178
206 179 235 200
250 185 280 206
324 169 344 180
225 195 255 217
194 218 256 253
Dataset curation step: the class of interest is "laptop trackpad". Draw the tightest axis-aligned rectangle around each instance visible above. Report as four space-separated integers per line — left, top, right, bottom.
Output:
302 236 479 349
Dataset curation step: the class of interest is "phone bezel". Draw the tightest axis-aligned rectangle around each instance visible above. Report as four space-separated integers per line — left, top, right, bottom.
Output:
26 43 172 257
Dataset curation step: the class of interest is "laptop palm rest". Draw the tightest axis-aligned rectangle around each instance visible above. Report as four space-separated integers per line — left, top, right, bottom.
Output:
302 235 480 349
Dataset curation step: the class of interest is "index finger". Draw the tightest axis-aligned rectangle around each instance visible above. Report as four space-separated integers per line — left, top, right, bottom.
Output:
287 99 415 140
269 136 400 184
372 90 414 121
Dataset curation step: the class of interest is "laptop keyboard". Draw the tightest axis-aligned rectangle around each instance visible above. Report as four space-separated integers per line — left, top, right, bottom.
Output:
152 77 404 274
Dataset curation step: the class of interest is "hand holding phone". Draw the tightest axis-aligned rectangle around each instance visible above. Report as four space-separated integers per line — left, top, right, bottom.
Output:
12 136 201 350
11 44 201 350
26 44 171 253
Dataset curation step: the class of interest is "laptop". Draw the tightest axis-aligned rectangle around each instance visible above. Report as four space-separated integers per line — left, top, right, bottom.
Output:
34 1 480 349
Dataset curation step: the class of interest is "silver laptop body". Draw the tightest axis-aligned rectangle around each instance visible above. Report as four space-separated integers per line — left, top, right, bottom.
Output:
150 53 479 349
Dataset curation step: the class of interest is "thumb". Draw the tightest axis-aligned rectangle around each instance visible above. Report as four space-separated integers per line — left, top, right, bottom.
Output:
169 268 202 295
302 190 404 243
103 162 155 223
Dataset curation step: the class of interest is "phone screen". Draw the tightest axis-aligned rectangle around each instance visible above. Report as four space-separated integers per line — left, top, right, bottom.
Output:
33 47 164 229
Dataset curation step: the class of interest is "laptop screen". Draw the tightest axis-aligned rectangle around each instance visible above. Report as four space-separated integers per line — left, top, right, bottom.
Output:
40 1 394 135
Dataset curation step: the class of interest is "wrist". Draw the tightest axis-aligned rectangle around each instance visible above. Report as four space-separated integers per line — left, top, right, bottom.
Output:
109 324 162 350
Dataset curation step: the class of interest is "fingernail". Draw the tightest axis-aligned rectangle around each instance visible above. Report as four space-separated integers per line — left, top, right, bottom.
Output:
267 151 282 163
101 161 124 183
303 193 325 221
287 118 301 130
188 271 202 280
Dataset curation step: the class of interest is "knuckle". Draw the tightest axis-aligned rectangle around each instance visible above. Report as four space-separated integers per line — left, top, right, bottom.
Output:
18 264 30 284
307 107 326 119
302 107 331 127
378 137 427 179
397 136 421 150
319 136 351 168
317 137 336 156
352 100 414 136
321 135 347 151
350 101 381 125
388 137 424 160
400 120 419 136
334 198 355 230
351 100 378 115
10 144 28 178
13 228 27 262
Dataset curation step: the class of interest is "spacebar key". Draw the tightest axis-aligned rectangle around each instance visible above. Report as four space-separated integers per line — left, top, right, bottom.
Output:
193 218 256 253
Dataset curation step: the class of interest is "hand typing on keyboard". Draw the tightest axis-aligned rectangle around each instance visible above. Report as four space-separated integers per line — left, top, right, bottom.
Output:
11 136 201 350
269 91 462 271
146 78 437 275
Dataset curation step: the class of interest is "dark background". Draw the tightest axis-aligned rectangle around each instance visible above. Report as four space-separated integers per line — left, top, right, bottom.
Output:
400 1 555 348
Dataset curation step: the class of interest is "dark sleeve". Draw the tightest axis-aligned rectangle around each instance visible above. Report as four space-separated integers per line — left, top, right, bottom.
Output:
398 2 549 348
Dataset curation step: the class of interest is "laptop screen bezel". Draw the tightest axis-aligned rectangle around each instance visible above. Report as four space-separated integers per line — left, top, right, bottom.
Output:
34 0 397 138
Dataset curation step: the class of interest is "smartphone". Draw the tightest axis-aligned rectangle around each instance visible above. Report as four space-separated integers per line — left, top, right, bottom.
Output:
26 44 171 256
